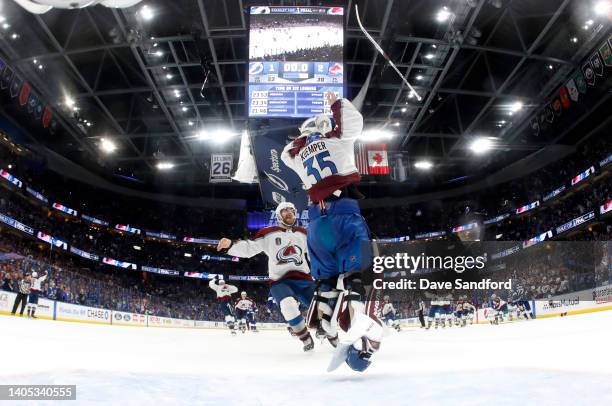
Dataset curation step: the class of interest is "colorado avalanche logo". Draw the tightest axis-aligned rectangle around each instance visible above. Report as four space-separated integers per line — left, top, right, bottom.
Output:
276 244 303 266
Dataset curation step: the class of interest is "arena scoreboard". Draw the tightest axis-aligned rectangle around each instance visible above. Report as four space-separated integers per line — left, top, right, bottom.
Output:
248 6 345 118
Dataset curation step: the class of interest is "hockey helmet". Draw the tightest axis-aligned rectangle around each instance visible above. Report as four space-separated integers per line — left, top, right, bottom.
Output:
275 201 297 227
345 345 372 372
299 114 333 137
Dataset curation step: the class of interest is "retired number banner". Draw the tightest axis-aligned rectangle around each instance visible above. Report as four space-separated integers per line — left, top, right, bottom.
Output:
210 154 233 183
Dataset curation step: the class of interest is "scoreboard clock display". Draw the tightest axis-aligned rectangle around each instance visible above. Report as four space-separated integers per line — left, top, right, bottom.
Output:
248 6 344 118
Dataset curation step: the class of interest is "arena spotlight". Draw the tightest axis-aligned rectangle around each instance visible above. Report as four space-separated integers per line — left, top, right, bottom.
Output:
211 129 236 144
100 138 117 154
359 129 395 142
65 97 75 108
139 5 154 21
469 137 494 154
414 160 433 170
156 162 174 170
594 1 611 15
424 53 434 60
436 7 452 22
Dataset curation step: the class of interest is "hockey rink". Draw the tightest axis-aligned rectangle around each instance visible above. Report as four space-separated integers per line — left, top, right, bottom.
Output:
2 312 612 406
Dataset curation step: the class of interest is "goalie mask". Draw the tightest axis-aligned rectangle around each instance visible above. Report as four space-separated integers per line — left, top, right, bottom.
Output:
299 114 334 137
275 202 297 227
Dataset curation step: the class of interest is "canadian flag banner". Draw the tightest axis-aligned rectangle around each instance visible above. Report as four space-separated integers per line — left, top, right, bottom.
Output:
367 144 389 175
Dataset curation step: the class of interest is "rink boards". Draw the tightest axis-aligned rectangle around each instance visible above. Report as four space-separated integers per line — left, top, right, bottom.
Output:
2 285 612 329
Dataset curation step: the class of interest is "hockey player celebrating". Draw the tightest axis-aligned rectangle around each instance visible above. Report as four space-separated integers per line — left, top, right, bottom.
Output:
217 202 318 351
235 291 258 333
209 278 238 335
27 270 47 318
381 296 401 332
281 92 383 372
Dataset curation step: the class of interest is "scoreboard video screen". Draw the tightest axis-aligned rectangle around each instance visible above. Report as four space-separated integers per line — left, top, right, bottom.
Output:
248 6 344 118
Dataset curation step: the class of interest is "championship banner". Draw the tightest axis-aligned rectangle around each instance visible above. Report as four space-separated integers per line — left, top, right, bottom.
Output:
251 126 309 211
2 66 14 90
590 51 604 76
600 40 612 67
582 60 595 86
209 153 233 183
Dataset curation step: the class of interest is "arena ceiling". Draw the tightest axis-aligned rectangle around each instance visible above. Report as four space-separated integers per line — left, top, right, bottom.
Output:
0 0 610 195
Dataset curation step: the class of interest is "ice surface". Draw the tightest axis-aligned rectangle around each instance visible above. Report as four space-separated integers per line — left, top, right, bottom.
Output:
2 312 612 406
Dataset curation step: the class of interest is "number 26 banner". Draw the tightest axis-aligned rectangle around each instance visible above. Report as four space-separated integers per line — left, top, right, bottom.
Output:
210 154 234 183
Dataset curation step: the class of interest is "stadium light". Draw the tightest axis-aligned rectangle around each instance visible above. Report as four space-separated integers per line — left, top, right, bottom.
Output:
509 101 523 113
424 53 434 60
359 129 395 142
436 7 452 22
182 107 188 112
414 160 433 170
469 137 494 154
571 36 578 43
156 162 174 170
166 74 173 79
594 1 611 15
65 97 75 108
133 245 142 251
139 5 154 20
184 253 192 258
100 138 117 154
2 23 10 29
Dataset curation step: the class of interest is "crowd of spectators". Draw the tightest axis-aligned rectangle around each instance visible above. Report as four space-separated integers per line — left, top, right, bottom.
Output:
0 132 610 322
0 233 283 322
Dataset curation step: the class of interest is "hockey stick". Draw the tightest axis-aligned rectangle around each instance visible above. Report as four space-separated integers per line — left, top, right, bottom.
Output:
354 4 422 102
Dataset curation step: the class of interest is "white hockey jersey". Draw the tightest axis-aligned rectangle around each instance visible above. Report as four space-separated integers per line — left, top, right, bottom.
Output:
382 302 396 316
209 280 238 302
281 98 363 203
227 226 311 282
30 273 47 293
235 297 256 311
